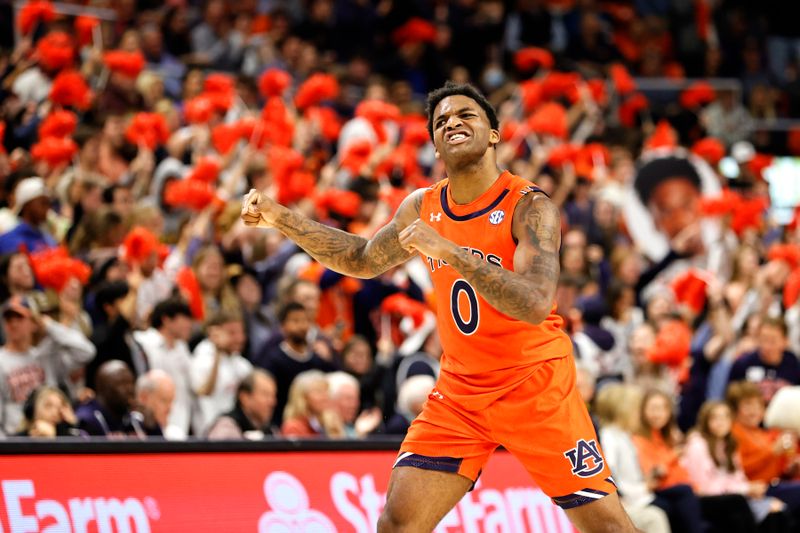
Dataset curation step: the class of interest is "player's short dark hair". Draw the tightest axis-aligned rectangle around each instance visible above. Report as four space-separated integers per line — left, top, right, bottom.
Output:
634 156 701 206
277 301 306 324
425 82 499 140
150 297 192 329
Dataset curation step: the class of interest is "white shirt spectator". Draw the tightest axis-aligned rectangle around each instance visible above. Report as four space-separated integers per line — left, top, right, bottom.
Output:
0 318 95 435
135 269 174 325
190 339 252 434
133 328 193 439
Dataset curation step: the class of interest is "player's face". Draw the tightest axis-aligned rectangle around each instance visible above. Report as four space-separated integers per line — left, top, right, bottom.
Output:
431 95 498 169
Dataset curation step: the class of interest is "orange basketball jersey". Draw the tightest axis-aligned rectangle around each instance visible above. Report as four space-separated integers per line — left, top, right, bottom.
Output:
418 170 572 410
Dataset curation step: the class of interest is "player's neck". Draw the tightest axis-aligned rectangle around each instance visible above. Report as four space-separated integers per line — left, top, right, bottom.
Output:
445 159 502 205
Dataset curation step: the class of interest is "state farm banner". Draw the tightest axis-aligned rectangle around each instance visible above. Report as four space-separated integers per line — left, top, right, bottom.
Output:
0 449 574 532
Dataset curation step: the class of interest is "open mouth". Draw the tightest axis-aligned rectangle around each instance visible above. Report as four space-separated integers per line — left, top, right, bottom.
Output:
446 131 470 145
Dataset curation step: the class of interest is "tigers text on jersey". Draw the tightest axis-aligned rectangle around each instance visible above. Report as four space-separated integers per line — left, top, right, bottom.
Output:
419 170 572 410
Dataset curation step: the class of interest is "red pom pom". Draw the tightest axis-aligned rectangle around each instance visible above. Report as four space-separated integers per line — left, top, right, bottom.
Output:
747 153 773 181
587 79 608 106
125 112 170 150
74 15 99 48
186 157 221 184
400 116 430 147
315 189 362 219
103 50 145 78
355 100 400 143
671 269 709 315
204 73 236 96
122 227 160 264
36 32 74 72
644 120 678 150
294 73 340 110
648 320 692 366
680 82 716 109
184 96 215 124
540 72 582 102
767 244 800 270
392 18 437 46
176 266 204 320
268 146 305 188
513 47 554 72
340 139 373 175
258 68 292 98
547 143 579 167
18 1 56 36
610 63 636 94
164 179 217 211
211 123 241 155
38 110 77 139
691 138 725 165
304 107 342 143
29 247 90 293
699 188 740 217
619 93 649 128
519 80 542 113
527 102 568 140
381 293 429 328
376 145 420 181
730 196 769 236
278 170 316 206
30 136 77 167
784 268 800 309
49 70 92 110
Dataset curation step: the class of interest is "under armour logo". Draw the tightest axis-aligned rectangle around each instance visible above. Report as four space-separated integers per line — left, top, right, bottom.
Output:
564 439 604 478
430 212 442 222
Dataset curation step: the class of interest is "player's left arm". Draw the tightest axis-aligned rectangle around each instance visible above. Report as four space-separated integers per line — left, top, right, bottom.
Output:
399 192 560 325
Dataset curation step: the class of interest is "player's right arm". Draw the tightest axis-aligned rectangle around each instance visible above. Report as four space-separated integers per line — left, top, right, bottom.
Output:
241 188 424 279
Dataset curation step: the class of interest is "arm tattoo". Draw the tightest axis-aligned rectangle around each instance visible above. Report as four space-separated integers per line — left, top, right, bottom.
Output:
271 192 422 279
447 193 561 324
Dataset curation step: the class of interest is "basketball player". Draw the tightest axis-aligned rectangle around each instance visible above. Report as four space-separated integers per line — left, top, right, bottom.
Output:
242 82 635 532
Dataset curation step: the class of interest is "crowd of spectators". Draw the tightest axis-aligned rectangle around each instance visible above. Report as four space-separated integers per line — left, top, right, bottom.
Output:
2 0 800 529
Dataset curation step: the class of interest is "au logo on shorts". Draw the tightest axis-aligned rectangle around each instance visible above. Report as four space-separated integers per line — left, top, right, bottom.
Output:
564 439 604 478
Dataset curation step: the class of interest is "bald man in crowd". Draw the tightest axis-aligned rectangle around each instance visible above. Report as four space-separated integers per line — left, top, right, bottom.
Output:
134 369 176 437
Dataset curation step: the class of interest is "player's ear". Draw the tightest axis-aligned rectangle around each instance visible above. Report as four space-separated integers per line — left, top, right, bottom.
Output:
489 129 500 147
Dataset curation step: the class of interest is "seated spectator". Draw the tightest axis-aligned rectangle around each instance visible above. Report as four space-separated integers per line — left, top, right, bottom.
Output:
0 295 95 435
728 382 800 483
206 369 279 440
327 371 381 438
76 360 137 438
595 383 673 533
133 298 194 439
16 386 82 438
384 374 435 436
281 370 343 438
728 318 800 403
635 389 763 533
133 369 175 437
681 401 790 531
0 178 57 255
190 311 252 434
253 302 336 427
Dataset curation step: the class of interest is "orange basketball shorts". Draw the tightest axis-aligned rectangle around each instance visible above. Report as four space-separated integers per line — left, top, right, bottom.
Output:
395 355 617 509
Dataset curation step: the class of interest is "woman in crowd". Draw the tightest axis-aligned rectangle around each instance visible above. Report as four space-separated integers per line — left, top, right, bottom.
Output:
17 386 82 438
281 369 343 438
635 389 765 532
681 400 792 532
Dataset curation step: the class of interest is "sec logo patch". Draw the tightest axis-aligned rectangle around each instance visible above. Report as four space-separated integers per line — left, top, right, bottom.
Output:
488 210 505 225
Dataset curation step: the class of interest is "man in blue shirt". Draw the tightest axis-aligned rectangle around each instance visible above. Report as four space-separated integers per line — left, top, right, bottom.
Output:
0 177 57 255
728 317 800 402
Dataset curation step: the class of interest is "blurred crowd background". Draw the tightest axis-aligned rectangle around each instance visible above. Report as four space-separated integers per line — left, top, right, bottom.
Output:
2 0 800 530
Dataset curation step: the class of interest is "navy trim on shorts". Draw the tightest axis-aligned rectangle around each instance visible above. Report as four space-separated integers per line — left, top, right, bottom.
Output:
440 186 510 221
393 452 463 474
551 488 610 510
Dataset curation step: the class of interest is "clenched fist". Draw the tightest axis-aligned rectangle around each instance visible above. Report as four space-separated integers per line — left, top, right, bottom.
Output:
241 188 282 228
398 219 460 261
